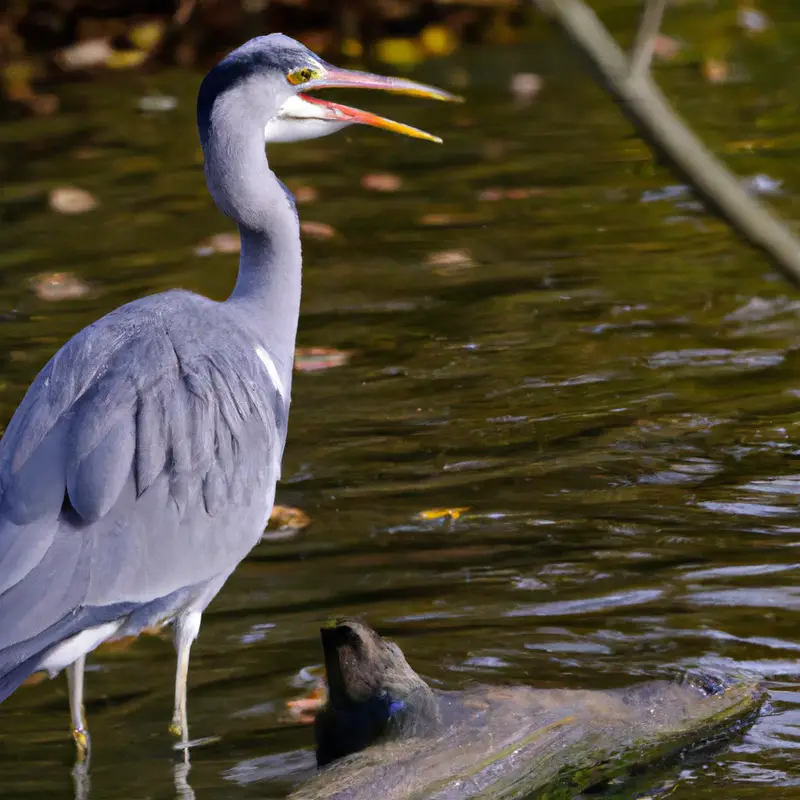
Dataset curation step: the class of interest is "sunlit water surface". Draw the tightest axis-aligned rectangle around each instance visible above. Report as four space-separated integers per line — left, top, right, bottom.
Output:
2 22 800 800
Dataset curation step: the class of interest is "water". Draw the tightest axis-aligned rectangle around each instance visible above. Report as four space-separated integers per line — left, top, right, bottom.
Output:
2 23 800 800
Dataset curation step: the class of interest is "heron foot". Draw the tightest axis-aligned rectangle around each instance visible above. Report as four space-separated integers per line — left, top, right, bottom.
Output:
168 717 185 740
72 726 91 763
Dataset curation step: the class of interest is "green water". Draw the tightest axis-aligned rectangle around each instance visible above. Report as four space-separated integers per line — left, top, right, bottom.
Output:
2 15 800 800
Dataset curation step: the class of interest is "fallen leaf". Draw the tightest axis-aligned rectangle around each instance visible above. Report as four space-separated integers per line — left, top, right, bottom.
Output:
416 507 470 521
510 72 542 104
293 185 319 204
128 20 166 52
194 232 240 256
342 38 363 58
703 58 730 84
361 173 402 193
106 49 150 70
419 212 486 227
285 683 328 725
264 505 311 541
295 347 352 372
138 94 178 112
95 625 164 654
49 187 97 214
21 672 47 688
426 249 474 268
476 188 504 202
476 187 542 202
300 221 336 239
652 34 683 61
421 25 458 57
56 38 115 71
30 272 92 302
375 38 423 68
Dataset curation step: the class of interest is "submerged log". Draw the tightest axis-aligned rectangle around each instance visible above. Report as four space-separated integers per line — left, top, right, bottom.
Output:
291 619 764 799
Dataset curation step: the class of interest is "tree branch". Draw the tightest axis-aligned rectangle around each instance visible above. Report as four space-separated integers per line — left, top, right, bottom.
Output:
629 0 668 80
534 0 800 289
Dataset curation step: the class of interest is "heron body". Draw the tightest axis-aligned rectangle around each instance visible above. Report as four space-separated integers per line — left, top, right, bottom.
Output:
0 33 456 753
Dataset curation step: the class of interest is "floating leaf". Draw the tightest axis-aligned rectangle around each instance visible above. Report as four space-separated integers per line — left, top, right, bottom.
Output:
138 94 177 113
416 507 470 521
419 212 487 227
510 73 542 104
652 34 683 61
342 38 363 58
128 20 166 52
476 187 543 202
426 249 474 268
95 625 164 654
49 187 97 214
106 49 150 70
285 683 328 725
293 185 319 204
361 173 402 192
194 232 240 256
300 220 336 239
264 505 312 541
56 38 115 71
295 347 352 372
476 188 504 202
375 38 423 69
30 272 92 302
702 58 730 84
421 25 458 57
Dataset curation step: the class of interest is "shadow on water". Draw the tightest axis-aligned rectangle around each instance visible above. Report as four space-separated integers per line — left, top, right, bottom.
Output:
3 20 800 800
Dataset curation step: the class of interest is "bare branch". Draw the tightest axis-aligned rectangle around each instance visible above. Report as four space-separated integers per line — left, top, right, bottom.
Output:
629 0 668 80
533 0 800 289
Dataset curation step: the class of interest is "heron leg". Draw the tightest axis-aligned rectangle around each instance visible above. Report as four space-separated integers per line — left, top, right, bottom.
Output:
169 611 202 744
66 655 90 763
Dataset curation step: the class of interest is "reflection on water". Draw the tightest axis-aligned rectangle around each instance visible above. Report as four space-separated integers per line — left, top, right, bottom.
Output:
3 22 800 800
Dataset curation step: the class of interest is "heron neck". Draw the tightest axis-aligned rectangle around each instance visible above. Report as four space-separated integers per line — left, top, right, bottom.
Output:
203 119 302 382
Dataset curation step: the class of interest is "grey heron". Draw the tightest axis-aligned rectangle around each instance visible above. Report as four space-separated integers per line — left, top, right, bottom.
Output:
0 33 456 758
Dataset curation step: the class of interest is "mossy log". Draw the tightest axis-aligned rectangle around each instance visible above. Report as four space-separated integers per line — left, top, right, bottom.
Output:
291 620 764 799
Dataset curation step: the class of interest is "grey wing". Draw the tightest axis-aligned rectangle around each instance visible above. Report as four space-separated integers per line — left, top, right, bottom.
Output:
0 292 284 688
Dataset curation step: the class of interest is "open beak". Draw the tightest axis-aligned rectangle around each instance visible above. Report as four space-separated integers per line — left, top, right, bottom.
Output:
285 66 462 143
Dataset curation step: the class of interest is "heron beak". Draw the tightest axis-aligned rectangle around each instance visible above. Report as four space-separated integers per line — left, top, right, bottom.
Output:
296 66 462 143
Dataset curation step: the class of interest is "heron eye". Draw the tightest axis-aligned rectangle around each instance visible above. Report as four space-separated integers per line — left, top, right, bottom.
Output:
287 67 320 86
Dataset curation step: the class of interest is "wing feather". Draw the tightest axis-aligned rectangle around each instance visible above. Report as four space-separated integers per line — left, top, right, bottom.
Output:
0 291 286 662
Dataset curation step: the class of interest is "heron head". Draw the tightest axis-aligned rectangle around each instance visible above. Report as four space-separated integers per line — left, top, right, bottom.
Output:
198 34 460 148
